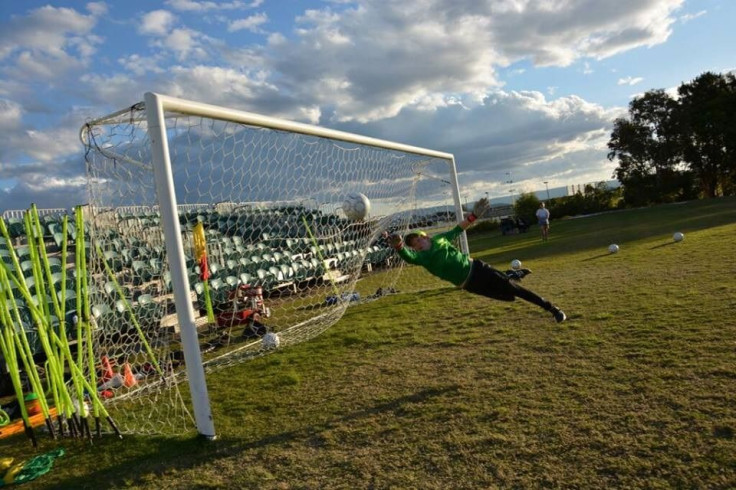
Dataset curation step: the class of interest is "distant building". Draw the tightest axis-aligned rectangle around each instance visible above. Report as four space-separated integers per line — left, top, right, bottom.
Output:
566 180 620 196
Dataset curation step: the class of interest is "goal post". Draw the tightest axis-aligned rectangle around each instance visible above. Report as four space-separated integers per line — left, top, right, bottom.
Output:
81 92 466 437
145 93 215 439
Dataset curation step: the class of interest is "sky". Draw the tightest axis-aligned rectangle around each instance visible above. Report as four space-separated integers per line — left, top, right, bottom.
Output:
1 0 734 212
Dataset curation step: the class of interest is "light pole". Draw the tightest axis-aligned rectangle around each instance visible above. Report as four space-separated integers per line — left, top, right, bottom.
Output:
543 181 550 201
505 172 514 205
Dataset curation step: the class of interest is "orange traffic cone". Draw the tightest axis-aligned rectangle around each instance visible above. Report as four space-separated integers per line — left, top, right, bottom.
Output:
100 355 114 383
122 363 138 388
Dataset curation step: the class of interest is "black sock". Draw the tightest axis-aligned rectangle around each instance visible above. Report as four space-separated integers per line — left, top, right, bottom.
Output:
509 282 552 310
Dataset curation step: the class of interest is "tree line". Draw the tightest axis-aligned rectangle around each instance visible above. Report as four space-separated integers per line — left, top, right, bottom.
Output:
608 71 736 206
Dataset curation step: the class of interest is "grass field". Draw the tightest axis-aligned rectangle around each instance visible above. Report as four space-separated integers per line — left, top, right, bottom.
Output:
2 197 735 489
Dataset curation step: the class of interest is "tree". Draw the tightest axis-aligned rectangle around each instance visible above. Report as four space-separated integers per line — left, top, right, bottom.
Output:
607 89 684 204
676 72 736 197
546 182 621 217
513 192 540 225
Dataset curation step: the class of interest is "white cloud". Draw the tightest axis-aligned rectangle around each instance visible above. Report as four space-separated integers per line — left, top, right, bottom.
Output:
267 32 287 46
162 28 207 60
680 10 706 23
0 5 101 81
78 72 142 108
0 174 86 212
228 13 269 32
86 2 108 16
617 76 644 86
0 125 80 164
138 11 214 61
470 0 686 65
119 54 166 76
274 3 502 122
0 6 95 59
0 100 100 212
78 64 296 120
10 50 85 80
69 34 104 59
140 10 177 36
261 0 684 123
0 99 23 130
162 65 284 109
165 0 258 12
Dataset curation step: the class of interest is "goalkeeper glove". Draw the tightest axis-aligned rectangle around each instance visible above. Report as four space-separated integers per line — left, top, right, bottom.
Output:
386 233 403 250
472 197 490 218
467 197 490 222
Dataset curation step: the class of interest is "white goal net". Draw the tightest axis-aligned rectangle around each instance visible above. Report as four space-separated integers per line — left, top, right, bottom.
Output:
80 93 463 436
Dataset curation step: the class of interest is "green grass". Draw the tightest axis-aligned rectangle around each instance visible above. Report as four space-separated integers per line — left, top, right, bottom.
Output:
3 197 736 489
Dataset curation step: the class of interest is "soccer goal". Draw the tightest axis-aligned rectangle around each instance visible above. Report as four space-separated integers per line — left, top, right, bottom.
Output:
80 92 465 437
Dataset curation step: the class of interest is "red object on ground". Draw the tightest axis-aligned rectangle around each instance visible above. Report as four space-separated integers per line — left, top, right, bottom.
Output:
216 284 269 328
100 355 115 382
122 363 138 388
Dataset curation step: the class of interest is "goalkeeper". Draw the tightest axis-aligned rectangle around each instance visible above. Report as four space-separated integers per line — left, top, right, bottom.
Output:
384 197 566 323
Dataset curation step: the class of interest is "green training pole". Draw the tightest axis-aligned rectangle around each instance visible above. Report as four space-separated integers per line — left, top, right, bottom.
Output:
26 207 70 420
0 273 52 422
95 244 163 375
0 326 36 446
302 215 341 298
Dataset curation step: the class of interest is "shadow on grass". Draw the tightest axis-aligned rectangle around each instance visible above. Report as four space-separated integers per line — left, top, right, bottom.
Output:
49 385 460 489
581 253 615 261
649 242 677 250
294 287 452 312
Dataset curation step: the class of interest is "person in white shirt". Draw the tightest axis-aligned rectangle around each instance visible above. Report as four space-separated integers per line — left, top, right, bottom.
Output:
536 202 551 242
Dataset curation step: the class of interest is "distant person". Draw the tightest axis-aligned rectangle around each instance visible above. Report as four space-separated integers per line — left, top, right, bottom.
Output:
383 198 566 323
536 202 550 242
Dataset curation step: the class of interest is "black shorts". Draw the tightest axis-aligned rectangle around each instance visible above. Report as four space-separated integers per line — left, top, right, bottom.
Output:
463 259 517 302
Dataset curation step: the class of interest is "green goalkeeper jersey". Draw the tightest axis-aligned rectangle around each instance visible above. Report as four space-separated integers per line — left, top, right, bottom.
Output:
397 225 471 286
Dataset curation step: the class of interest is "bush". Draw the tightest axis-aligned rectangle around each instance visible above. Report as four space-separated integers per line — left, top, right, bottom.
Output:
548 182 623 218
513 193 541 224
467 218 500 235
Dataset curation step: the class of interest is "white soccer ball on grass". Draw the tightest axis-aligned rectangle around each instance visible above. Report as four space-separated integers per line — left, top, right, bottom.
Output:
262 332 281 350
510 259 522 270
608 244 619 254
673 232 684 242
342 192 371 221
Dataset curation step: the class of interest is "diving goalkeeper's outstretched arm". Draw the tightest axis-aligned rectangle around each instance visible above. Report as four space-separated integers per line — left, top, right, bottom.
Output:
383 197 490 251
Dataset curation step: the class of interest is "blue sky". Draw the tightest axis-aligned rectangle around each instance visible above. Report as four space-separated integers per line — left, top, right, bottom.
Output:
0 0 734 211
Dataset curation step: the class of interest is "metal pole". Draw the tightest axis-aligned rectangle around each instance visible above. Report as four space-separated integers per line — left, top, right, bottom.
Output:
144 92 216 439
447 157 469 254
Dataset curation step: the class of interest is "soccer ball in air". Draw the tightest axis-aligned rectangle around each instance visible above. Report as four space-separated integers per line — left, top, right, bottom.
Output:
608 244 620 254
262 332 281 350
510 259 522 270
673 232 684 242
342 192 371 221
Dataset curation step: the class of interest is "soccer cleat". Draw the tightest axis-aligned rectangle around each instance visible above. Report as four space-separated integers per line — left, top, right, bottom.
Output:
505 268 532 281
505 270 520 281
551 307 567 323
